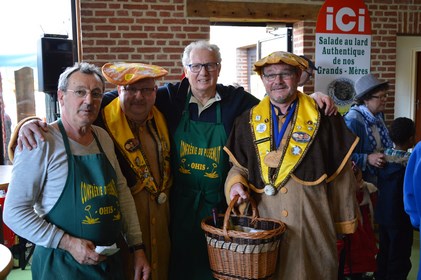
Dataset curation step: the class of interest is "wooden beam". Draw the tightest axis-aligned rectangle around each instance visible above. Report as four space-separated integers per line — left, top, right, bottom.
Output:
186 1 322 23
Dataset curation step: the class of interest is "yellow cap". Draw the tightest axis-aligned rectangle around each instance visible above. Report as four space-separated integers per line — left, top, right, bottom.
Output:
102 62 168 85
253 51 308 75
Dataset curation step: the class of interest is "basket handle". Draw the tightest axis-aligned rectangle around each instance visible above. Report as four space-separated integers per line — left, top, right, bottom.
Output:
222 195 259 241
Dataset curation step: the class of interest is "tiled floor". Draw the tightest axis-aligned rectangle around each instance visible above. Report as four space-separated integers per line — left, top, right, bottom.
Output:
5 232 421 279
408 230 420 280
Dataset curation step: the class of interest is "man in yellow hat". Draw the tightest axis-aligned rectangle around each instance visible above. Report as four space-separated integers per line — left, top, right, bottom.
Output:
224 51 360 279
99 62 172 280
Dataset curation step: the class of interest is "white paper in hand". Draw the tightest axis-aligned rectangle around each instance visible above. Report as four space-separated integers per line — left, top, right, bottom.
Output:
95 243 120 256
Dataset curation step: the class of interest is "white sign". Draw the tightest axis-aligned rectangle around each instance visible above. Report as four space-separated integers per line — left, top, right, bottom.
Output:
315 0 372 114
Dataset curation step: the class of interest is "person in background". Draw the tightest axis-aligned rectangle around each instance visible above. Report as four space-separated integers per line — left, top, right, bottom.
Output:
224 51 359 279
154 41 338 280
404 138 421 280
342 162 378 280
376 117 415 280
3 62 150 280
9 62 172 280
344 73 393 186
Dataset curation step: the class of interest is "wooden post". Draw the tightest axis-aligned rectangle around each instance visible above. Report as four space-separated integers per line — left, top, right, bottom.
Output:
14 67 35 122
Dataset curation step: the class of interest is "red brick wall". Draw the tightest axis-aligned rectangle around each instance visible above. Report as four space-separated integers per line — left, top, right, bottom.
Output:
79 0 210 87
236 48 249 92
79 0 421 120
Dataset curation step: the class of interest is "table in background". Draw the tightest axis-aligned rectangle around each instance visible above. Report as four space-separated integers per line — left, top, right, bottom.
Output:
0 165 13 246
0 243 13 280
0 165 13 191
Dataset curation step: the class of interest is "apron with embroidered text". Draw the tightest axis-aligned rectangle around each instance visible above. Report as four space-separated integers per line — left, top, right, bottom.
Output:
170 92 229 280
31 120 123 280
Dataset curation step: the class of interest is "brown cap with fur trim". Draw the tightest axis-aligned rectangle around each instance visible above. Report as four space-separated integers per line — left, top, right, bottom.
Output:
253 51 308 75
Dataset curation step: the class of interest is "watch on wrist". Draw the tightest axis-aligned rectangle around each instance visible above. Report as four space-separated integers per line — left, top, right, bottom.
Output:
129 243 145 253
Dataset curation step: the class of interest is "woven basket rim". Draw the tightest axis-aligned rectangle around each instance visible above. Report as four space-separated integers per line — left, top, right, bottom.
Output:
201 214 286 240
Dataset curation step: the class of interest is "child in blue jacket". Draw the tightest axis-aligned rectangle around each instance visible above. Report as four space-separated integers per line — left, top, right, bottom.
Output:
377 117 415 280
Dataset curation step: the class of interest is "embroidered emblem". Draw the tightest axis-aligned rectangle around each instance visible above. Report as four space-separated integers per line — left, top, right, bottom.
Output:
204 163 219 179
291 146 302 155
292 132 311 143
178 158 191 174
256 123 267 133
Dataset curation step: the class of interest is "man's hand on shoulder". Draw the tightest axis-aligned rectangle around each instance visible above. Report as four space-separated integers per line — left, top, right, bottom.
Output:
310 91 338 116
17 119 49 151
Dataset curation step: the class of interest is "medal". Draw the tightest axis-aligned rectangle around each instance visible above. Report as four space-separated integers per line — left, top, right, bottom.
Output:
264 150 282 168
157 192 167 204
264 185 276 196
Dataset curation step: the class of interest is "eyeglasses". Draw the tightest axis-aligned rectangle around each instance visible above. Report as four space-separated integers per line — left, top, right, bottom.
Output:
187 63 220 73
66 89 103 99
304 70 313 79
371 93 389 100
262 72 295 82
123 86 155 97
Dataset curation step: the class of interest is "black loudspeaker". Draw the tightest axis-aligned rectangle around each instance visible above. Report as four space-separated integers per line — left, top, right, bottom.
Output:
37 37 74 93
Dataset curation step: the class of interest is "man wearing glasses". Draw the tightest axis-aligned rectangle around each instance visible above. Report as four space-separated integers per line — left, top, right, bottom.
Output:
99 62 172 280
155 41 338 280
12 62 172 280
4 62 151 280
224 51 359 279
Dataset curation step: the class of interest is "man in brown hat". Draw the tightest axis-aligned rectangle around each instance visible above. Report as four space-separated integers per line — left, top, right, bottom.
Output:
224 51 360 279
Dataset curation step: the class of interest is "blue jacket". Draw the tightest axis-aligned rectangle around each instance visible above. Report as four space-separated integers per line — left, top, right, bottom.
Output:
404 142 421 229
404 141 421 280
376 161 411 227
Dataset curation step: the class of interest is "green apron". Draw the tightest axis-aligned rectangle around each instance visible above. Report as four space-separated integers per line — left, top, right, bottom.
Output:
31 120 123 280
170 93 229 280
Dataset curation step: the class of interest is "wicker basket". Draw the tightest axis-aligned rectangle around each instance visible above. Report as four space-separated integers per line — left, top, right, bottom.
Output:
201 195 286 280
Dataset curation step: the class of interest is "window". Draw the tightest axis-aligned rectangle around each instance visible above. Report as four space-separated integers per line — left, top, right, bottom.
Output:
0 0 73 164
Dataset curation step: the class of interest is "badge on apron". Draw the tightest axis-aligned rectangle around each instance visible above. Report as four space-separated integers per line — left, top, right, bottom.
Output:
124 138 140 152
256 123 267 133
291 145 302 155
292 132 311 143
